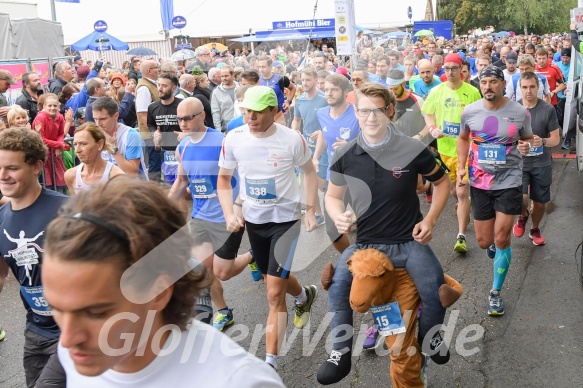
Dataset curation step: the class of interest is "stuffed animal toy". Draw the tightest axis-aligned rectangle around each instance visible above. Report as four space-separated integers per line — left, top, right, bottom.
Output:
321 248 463 388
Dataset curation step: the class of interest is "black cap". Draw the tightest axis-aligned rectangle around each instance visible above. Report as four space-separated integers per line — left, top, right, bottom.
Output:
506 52 518 63
561 48 571 57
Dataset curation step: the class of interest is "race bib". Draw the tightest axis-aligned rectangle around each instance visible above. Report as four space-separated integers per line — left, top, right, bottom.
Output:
370 301 406 336
20 285 52 316
245 177 276 202
526 145 544 157
189 177 216 199
163 150 178 163
443 121 461 137
304 134 316 150
478 143 506 165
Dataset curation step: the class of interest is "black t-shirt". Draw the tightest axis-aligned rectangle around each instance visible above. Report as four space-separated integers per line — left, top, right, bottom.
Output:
147 99 181 150
0 188 68 339
394 93 426 137
519 98 559 168
330 127 437 245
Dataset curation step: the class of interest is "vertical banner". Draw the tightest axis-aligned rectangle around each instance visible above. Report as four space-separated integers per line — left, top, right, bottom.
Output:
334 0 356 56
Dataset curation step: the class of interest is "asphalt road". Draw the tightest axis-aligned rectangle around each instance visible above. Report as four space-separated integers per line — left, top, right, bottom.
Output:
1 158 582 387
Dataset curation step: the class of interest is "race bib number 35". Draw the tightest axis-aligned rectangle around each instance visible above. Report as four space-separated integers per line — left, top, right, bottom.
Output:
478 143 506 165
20 286 52 316
370 301 406 336
245 177 276 202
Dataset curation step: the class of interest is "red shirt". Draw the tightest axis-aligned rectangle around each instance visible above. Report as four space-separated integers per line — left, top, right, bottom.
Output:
535 63 565 105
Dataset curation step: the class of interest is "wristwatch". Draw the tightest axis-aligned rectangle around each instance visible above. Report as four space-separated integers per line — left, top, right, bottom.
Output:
542 138 547 146
112 147 119 155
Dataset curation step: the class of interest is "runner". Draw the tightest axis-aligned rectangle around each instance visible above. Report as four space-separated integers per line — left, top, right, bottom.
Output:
92 96 148 179
218 86 318 369
42 177 284 387
423 53 481 254
168 97 258 332
506 55 550 102
317 82 452 386
312 74 360 253
0 128 67 388
64 123 124 194
257 56 296 125
291 67 328 223
458 66 534 315
514 72 561 245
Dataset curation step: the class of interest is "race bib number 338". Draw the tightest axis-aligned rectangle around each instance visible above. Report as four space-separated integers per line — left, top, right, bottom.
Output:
245 177 276 202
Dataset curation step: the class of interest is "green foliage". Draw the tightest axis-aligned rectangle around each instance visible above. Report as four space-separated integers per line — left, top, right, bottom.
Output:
437 0 577 35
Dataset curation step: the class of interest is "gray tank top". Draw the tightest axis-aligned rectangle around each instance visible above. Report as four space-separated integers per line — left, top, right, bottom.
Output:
74 162 114 193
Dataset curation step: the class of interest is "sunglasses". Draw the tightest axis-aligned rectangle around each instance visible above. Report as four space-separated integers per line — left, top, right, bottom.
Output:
177 112 203 122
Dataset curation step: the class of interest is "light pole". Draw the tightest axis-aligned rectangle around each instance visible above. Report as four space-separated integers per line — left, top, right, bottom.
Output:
50 0 56 21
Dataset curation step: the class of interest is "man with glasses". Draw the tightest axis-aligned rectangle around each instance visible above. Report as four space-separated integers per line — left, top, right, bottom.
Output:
423 53 481 254
317 82 452 386
191 46 213 74
168 97 257 332
346 68 368 105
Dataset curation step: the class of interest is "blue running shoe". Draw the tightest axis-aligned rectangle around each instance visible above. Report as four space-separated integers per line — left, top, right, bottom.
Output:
248 250 262 281
486 244 496 259
213 309 234 331
488 290 505 316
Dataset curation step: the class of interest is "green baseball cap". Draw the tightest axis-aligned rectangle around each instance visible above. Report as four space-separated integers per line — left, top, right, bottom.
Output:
239 86 277 111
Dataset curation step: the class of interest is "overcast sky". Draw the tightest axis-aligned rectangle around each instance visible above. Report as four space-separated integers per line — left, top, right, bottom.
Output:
35 0 433 44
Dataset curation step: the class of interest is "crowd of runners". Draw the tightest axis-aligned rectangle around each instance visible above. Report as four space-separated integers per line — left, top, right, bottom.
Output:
0 21 579 388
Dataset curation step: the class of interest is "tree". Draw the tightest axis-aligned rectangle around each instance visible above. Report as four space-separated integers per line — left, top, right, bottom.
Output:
438 0 577 35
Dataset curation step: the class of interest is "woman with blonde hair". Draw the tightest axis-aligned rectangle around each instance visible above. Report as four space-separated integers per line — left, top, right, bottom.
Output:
7 105 30 128
64 122 124 194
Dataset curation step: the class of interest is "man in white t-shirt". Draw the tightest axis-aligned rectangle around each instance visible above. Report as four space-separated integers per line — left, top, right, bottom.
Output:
218 86 319 369
41 178 283 387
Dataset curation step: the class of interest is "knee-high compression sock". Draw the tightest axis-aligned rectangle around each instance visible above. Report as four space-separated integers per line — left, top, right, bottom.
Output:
493 246 512 290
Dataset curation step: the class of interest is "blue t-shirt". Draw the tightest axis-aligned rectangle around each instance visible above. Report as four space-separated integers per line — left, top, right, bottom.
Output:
316 104 360 180
413 78 442 98
102 124 145 175
294 91 328 148
554 61 570 99
178 128 237 221
227 115 245 132
370 75 388 88
0 189 68 340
